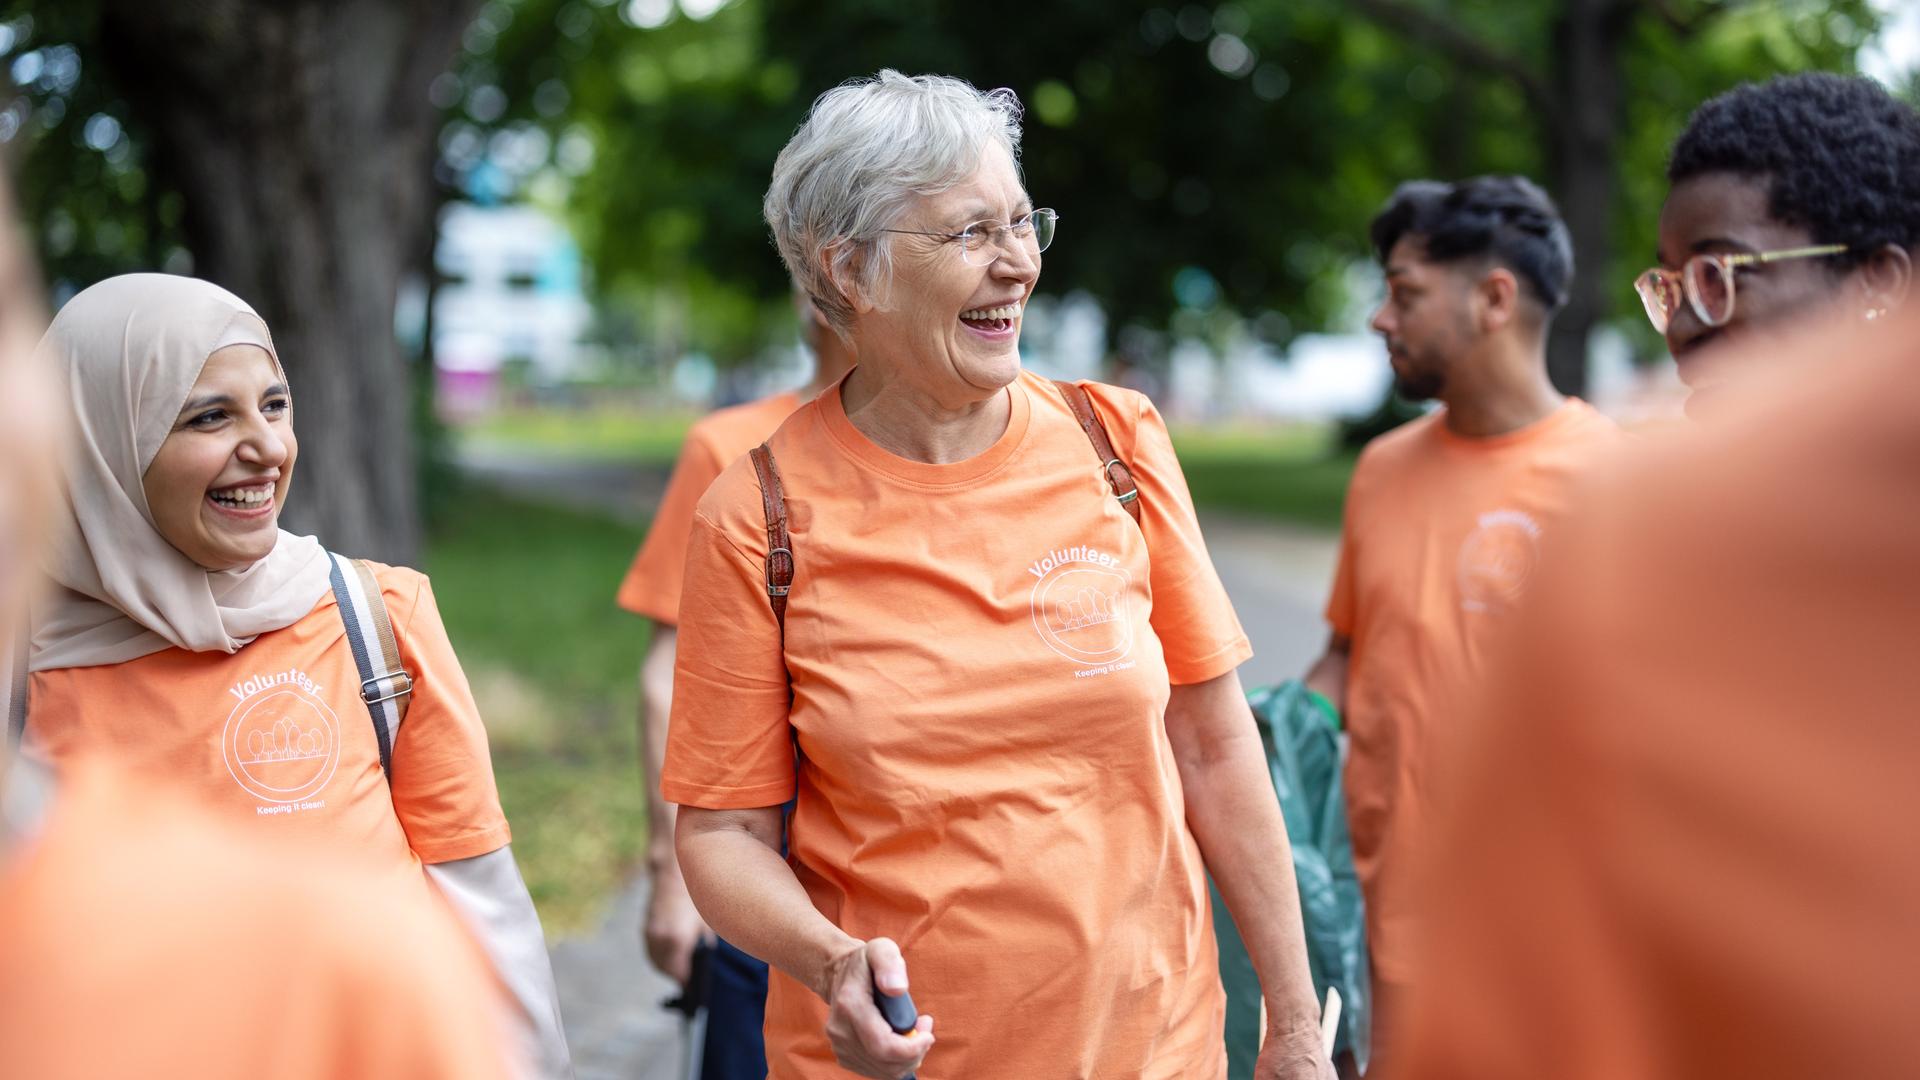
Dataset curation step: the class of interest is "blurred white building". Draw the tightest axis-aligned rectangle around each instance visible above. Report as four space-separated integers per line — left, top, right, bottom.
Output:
428 200 592 414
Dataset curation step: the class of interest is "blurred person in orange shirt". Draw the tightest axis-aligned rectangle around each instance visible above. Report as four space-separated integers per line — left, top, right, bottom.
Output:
0 209 517 1080
1634 73 1918 411
617 292 852 1078
1301 176 1618 1064
1389 305 1920 1080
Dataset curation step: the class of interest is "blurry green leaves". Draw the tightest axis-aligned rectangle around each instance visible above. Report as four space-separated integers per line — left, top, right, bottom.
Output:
0 0 190 290
1031 79 1077 126
452 0 1891 372
616 53 669 101
464 0 800 365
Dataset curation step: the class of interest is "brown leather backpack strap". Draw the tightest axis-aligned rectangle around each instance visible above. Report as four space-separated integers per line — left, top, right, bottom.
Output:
1053 379 1142 524
747 443 794 632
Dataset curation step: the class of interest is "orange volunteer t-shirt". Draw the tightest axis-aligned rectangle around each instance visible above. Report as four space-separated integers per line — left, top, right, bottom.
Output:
616 391 803 623
1391 316 1920 1079
1325 399 1617 984
27 563 510 871
663 370 1251 1080
0 757 518 1080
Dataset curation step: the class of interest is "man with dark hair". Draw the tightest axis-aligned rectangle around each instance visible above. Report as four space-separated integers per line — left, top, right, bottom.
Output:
1301 175 1617 1068
1638 72 1918 409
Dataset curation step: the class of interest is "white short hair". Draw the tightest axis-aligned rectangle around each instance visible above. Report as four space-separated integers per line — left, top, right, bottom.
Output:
763 70 1024 340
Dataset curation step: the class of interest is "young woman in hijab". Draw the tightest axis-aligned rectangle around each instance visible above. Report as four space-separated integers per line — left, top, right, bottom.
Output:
10 273 571 1079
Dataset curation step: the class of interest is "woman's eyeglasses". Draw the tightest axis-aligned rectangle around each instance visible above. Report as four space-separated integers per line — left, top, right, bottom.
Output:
881 208 1059 267
1633 244 1848 333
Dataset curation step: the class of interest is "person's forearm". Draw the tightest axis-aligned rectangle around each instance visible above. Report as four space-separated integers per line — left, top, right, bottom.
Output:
676 813 860 998
1179 731 1322 1035
639 626 678 871
1302 637 1349 716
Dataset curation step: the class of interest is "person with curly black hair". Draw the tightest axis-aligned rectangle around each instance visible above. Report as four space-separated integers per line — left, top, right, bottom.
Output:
1638 72 1920 403
1301 174 1619 1072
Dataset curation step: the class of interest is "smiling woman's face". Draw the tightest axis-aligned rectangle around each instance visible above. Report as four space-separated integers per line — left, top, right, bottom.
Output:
141 344 296 570
1654 172 1847 386
850 140 1041 405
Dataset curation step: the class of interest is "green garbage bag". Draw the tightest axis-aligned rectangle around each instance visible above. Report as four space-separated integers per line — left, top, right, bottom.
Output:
1213 679 1371 1075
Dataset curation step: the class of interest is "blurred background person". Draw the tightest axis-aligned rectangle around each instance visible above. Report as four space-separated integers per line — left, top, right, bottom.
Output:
1389 306 1920 1080
1301 175 1618 1069
0 179 521 1080
618 291 853 1078
1636 72 1919 412
14 274 571 1078
667 71 1331 1080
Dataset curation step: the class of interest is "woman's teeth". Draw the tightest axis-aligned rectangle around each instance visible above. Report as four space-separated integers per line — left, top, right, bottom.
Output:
210 485 273 508
960 305 1019 322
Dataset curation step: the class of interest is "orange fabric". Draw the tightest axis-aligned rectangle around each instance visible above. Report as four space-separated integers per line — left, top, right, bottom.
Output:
0 758 516 1080
617 391 803 623
663 371 1250 1079
1325 400 1617 982
27 563 509 867
1392 318 1920 1079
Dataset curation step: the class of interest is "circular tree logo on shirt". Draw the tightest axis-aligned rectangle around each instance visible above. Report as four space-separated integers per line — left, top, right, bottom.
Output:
1457 508 1543 614
221 668 341 804
1028 544 1135 666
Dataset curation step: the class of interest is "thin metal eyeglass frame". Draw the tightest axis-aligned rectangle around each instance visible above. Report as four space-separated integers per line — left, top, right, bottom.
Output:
1634 244 1850 333
879 208 1059 266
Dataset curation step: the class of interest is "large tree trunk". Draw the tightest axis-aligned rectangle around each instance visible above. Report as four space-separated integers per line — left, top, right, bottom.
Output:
96 0 479 563
1543 0 1631 399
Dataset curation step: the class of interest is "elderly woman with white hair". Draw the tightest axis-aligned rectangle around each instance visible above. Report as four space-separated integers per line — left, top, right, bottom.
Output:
662 72 1334 1080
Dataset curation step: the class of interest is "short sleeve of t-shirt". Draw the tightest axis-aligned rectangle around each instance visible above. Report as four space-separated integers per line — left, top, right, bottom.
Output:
383 569 514 862
659 478 796 810
1087 385 1253 685
615 432 727 624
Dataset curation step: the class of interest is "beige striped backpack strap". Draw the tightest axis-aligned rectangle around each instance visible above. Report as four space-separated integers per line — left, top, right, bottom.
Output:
327 553 414 776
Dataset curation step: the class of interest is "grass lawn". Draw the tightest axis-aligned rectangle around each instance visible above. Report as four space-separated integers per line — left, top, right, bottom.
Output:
464 406 1358 528
460 408 697 464
1169 423 1357 531
425 481 652 935
431 408 1356 932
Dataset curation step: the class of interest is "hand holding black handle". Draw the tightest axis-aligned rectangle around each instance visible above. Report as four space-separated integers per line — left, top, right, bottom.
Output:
872 975 920 1079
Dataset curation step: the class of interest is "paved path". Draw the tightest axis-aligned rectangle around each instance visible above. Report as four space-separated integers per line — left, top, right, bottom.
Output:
461 448 1339 1077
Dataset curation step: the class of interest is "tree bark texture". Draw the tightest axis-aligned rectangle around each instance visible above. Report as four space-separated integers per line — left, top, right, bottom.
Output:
1543 0 1633 399
96 0 480 563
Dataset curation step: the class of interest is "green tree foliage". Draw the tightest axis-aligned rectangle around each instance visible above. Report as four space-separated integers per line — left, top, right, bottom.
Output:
469 0 1883 385
1348 0 1881 390
0 2 188 293
4 0 1892 379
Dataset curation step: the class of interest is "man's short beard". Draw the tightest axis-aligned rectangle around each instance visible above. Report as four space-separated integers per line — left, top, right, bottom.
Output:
1394 367 1446 402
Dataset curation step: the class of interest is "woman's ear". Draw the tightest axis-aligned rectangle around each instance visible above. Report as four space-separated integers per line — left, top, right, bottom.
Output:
1858 243 1913 317
820 243 876 316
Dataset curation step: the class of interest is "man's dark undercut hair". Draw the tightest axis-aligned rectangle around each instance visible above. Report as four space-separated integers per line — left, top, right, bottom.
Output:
1370 175 1574 315
1668 72 1920 270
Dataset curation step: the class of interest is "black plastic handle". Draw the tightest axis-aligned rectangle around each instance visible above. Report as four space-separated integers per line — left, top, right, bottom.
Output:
871 972 920 1079
871 980 918 1034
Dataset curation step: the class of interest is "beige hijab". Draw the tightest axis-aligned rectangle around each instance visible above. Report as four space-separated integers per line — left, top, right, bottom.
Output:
30 274 332 671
